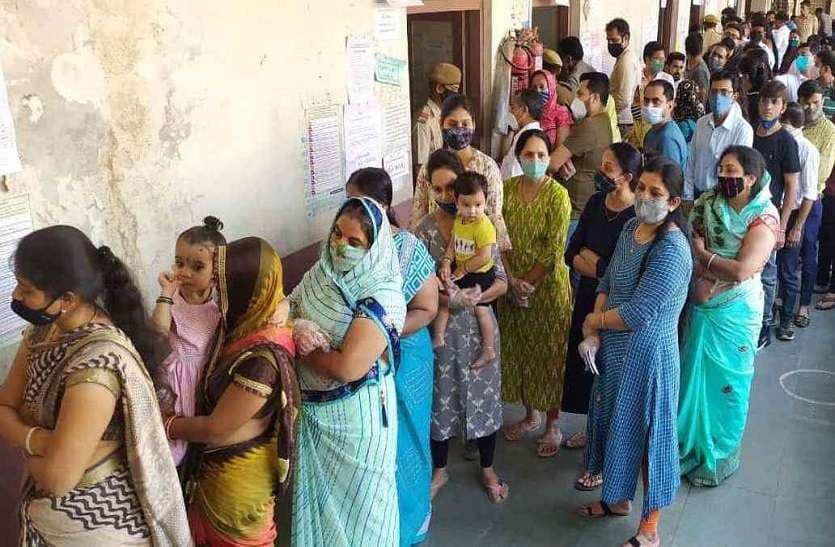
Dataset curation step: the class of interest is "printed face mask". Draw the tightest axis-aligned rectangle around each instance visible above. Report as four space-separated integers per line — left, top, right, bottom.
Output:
442 127 474 151
594 171 620 193
634 195 670 224
330 243 367 273
11 298 60 326
435 200 458 216
520 158 549 181
717 176 746 198
804 104 824 125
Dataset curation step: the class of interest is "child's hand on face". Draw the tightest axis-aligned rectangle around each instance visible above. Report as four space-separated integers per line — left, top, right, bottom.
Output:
158 271 179 297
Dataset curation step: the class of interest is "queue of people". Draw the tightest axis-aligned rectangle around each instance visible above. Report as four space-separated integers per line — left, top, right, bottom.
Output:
1 6 834 547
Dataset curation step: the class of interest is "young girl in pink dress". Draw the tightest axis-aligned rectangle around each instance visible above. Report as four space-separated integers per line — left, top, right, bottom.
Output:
152 216 226 465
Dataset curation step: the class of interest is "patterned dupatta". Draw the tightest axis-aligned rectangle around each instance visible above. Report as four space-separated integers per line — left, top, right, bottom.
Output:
193 237 299 499
691 171 779 259
22 324 193 547
290 197 406 374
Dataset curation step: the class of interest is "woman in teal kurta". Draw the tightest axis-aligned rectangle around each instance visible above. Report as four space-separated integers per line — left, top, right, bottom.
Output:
678 145 779 486
499 129 572 457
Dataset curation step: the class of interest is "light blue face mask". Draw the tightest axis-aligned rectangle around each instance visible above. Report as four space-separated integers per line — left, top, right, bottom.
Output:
795 54 811 73
330 242 367 273
710 93 734 118
520 158 548 181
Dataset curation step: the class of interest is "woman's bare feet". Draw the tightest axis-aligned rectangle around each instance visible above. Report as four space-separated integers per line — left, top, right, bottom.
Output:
431 468 449 500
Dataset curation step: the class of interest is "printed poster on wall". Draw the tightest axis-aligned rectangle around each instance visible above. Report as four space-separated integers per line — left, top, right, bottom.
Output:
303 102 346 216
375 7 403 42
344 102 383 177
0 194 33 346
346 35 375 104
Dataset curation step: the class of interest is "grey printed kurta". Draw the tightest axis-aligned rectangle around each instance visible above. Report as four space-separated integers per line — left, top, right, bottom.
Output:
414 213 504 442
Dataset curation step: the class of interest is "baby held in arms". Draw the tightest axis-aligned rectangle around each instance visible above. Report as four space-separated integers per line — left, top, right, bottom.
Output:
436 172 497 369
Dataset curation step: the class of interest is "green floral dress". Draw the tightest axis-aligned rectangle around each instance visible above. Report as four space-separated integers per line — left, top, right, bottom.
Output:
499 176 572 411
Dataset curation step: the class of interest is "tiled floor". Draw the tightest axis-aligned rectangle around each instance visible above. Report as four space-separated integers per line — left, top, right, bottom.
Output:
424 307 835 547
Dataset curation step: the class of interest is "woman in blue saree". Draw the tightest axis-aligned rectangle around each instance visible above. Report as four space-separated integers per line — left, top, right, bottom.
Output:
347 168 439 545
289 196 407 546
678 145 778 487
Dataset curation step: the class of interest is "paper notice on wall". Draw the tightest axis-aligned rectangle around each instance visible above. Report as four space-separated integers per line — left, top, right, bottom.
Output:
384 150 410 188
0 64 22 176
344 102 382 177
0 194 33 346
510 0 532 30
346 35 375 104
303 103 346 216
375 54 407 86
382 101 411 154
375 7 403 41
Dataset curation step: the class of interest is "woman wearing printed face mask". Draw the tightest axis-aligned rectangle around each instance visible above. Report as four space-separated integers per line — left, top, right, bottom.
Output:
414 149 510 504
678 146 778 489
564 143 639 489
0 226 190 545
498 129 572 458
577 157 691 547
409 94 511 254
289 197 406 545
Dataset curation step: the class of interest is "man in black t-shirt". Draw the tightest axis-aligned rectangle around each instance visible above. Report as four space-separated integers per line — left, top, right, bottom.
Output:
753 81 800 348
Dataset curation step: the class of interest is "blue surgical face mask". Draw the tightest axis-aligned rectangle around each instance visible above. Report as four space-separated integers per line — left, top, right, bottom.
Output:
795 54 811 73
520 158 548 181
330 242 367 273
710 93 734 118
759 116 780 130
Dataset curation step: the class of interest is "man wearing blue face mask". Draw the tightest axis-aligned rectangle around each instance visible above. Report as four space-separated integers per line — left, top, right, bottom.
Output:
683 70 754 216
777 41 820 101
642 80 688 167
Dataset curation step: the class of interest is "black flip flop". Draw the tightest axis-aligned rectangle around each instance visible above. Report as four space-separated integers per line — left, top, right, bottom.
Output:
577 500 628 519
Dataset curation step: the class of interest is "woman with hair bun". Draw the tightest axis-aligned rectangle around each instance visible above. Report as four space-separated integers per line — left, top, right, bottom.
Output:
0 225 190 545
151 216 226 465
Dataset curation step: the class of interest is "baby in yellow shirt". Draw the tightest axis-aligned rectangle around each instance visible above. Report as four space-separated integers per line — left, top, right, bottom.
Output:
437 172 497 368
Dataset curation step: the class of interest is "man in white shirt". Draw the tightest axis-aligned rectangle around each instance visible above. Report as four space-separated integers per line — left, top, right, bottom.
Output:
684 70 754 215
773 12 792 69
501 89 544 179
777 102 820 341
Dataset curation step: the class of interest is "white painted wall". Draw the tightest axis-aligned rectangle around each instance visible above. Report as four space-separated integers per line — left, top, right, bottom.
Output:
0 0 414 370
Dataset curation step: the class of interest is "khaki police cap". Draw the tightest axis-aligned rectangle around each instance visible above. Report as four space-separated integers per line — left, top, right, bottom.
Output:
543 49 562 67
429 63 462 85
704 14 719 25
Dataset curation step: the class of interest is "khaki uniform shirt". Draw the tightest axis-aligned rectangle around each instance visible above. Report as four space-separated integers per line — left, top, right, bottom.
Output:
412 99 443 167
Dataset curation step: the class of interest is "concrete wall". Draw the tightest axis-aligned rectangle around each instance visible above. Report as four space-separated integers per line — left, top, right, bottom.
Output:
0 0 416 374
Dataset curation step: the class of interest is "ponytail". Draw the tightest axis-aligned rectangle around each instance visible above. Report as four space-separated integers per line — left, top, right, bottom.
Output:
13 227 174 412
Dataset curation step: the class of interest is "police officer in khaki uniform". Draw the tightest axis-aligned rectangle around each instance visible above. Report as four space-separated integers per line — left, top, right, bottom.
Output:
413 63 462 171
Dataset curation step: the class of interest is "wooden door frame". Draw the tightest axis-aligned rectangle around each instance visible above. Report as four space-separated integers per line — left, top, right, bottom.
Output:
660 0 680 50
407 1 487 151
532 0 570 43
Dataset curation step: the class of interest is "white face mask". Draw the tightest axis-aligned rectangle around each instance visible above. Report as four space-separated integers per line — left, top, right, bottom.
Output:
571 97 588 121
641 105 666 125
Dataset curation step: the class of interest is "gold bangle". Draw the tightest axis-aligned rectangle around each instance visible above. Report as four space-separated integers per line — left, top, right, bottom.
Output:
165 415 178 440
24 426 42 457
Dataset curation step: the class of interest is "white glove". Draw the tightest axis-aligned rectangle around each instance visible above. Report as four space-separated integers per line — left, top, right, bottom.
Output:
293 319 331 357
578 335 600 375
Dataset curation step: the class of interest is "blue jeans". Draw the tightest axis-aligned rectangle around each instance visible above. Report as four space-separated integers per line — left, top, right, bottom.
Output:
762 250 778 327
800 200 823 307
778 211 803 321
